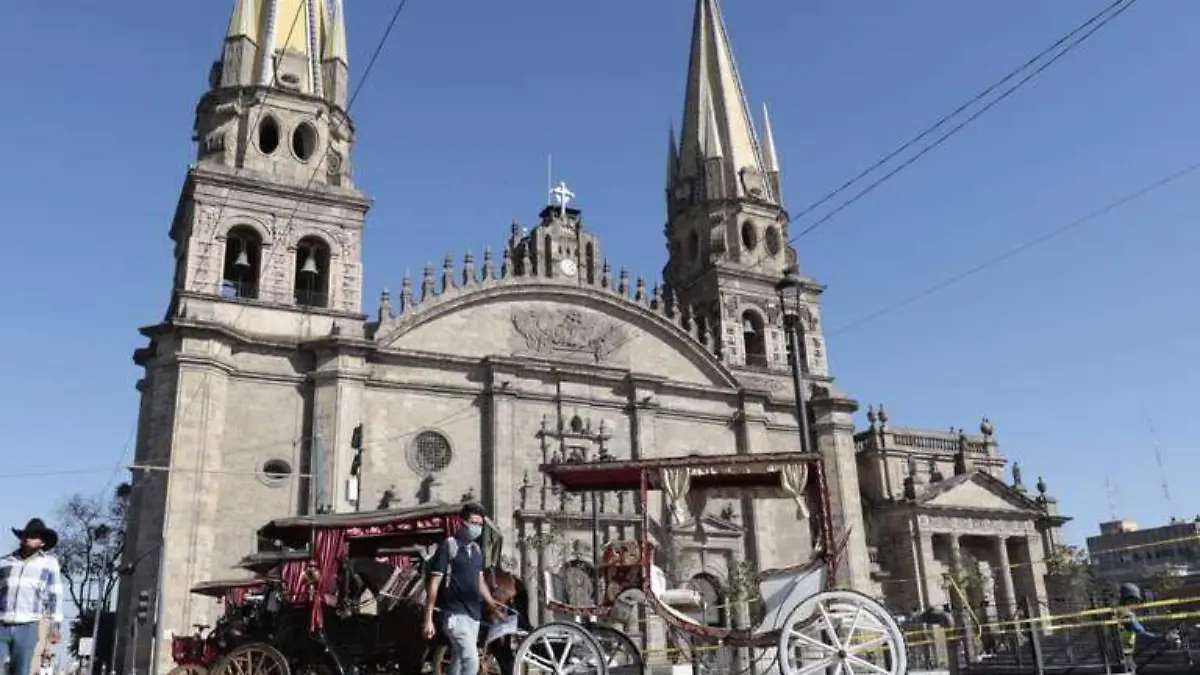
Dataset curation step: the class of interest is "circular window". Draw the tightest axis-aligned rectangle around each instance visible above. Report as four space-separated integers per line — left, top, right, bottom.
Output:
291 122 319 161
765 226 782 256
258 117 280 155
259 459 292 487
688 231 701 261
408 431 453 476
740 222 758 251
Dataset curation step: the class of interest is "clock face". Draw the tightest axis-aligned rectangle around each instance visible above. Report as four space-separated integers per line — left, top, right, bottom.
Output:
560 258 578 277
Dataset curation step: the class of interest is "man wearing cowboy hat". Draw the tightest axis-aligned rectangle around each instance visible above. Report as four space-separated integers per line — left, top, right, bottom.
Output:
0 519 63 675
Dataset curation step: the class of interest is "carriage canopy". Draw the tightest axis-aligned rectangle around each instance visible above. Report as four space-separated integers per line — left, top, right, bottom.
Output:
251 502 505 631
539 451 823 520
189 578 267 606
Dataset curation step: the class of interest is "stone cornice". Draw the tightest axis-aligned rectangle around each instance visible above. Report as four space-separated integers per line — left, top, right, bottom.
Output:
175 291 367 321
185 164 372 213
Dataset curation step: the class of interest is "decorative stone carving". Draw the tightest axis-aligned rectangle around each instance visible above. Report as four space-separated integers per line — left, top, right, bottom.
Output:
510 308 631 363
739 166 768 199
738 375 783 392
197 206 221 239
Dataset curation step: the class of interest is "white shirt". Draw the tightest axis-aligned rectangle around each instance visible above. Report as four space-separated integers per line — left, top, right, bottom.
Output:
0 550 64 625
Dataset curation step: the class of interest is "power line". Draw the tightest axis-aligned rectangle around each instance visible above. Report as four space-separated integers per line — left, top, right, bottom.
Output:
827 160 1200 336
789 0 1141 241
2 396 480 482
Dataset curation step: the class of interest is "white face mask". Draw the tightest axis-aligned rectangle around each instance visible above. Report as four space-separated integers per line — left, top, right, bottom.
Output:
465 524 483 541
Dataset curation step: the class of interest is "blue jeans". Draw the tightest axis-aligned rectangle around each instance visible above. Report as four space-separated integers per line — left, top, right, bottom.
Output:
0 622 40 675
443 613 480 675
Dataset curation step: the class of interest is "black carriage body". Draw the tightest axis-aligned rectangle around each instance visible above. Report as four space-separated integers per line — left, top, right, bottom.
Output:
205 503 513 675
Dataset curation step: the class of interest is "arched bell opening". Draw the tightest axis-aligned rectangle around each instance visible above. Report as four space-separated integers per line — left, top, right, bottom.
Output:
294 236 331 308
221 226 263 300
741 310 767 368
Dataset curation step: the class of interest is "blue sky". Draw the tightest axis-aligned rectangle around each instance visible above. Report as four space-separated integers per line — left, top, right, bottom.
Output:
2 0 1197 573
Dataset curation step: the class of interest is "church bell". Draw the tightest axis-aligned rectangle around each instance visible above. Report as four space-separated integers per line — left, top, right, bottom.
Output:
234 248 251 269
299 251 319 275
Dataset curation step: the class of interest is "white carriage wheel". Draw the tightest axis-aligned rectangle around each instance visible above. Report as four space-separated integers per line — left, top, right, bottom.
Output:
586 624 643 675
512 621 608 675
777 589 907 675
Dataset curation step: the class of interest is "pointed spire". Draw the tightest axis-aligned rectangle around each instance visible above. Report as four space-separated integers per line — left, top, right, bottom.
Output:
666 125 680 190
703 100 724 158
761 103 780 173
227 0 259 41
677 0 766 198
323 0 349 64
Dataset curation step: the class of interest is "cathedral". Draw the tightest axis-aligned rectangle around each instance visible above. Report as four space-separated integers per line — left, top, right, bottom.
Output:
116 0 1069 672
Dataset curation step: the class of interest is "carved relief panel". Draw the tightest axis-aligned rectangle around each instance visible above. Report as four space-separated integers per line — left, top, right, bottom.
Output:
510 308 632 364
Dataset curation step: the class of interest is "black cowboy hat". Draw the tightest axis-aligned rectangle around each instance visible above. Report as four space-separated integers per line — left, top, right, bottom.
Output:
12 519 58 550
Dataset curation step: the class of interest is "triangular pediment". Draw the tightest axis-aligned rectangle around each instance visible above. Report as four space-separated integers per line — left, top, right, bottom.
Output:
672 514 745 537
920 472 1040 515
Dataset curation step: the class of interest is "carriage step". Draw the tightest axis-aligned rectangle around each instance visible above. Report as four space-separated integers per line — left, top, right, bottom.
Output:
644 665 693 675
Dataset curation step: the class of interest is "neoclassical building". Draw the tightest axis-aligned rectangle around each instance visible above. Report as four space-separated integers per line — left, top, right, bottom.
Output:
116 0 1068 671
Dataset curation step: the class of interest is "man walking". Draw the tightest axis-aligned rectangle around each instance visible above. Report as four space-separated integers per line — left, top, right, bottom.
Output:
1 519 63 675
423 502 501 675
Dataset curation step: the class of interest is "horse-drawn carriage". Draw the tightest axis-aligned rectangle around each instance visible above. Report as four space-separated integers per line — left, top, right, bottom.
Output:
169 503 530 675
510 451 908 675
165 578 269 675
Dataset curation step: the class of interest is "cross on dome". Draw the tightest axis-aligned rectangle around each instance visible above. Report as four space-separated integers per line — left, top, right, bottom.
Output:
551 181 575 216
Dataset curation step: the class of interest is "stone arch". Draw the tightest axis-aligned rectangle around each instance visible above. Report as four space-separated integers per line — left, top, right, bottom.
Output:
215 216 273 246
294 234 333 308
740 307 767 368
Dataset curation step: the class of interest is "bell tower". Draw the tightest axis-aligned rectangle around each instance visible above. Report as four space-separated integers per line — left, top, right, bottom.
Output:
663 0 817 375
169 0 369 317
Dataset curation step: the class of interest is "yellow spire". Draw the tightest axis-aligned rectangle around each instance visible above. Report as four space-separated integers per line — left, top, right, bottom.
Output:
271 0 314 56
324 0 349 64
226 0 259 42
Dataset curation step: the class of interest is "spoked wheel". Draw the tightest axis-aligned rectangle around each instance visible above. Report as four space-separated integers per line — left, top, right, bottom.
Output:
431 644 503 675
166 665 209 675
586 625 642 675
209 643 292 675
778 589 907 675
512 622 607 674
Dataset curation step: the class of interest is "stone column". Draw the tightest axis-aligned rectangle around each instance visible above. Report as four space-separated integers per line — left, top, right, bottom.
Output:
1024 534 1049 620
810 393 872 592
151 358 232 675
485 364 519 563
311 344 366 513
912 528 940 607
945 533 964 607
995 536 1017 620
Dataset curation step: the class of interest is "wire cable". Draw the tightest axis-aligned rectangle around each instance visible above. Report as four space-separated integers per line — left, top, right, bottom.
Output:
827 159 1200 336
790 0 1141 241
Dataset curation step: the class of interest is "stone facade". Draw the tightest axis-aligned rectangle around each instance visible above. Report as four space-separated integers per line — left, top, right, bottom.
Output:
115 1 1068 673
855 408 1070 622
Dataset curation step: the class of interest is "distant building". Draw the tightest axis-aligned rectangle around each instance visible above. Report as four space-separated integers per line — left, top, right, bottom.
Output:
1087 518 1200 584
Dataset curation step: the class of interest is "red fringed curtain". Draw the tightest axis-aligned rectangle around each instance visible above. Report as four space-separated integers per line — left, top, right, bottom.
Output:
310 528 347 630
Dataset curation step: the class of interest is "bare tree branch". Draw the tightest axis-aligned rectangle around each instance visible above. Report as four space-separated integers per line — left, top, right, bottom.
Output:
55 484 131 617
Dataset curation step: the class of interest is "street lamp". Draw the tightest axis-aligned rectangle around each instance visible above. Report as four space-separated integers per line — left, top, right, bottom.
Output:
774 265 812 453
